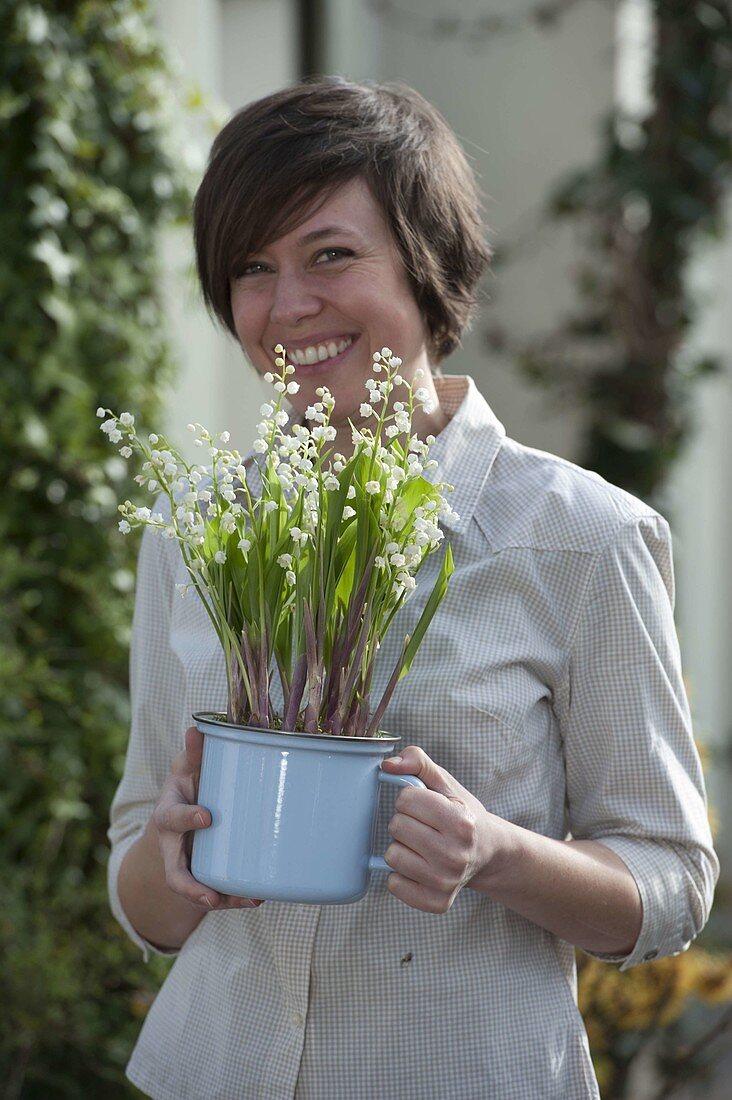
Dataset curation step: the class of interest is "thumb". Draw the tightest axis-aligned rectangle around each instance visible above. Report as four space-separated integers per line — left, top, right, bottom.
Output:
381 744 456 797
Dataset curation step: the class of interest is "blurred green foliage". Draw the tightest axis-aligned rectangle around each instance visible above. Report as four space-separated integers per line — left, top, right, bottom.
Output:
0 2 192 1095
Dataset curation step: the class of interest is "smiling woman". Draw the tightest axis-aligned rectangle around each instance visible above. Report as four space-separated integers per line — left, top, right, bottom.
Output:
107 77 718 1100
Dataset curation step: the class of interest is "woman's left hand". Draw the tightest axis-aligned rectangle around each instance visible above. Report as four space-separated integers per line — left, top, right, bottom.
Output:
380 746 502 914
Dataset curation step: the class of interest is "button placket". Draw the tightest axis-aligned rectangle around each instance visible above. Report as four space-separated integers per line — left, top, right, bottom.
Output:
261 904 322 1098
270 903 322 1021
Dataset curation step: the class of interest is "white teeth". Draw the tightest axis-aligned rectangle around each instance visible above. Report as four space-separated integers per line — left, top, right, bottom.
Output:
290 337 353 366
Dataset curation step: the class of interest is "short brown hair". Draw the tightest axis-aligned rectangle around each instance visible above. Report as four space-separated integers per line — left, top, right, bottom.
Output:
193 77 491 363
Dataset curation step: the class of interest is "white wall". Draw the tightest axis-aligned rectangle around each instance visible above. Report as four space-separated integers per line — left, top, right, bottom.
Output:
153 0 299 458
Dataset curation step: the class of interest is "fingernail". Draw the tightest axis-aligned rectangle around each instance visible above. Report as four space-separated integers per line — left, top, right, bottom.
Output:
195 812 205 827
388 755 403 764
200 895 214 908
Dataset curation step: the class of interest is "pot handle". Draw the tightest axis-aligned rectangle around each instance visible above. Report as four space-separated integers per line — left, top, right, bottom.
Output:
367 772 426 875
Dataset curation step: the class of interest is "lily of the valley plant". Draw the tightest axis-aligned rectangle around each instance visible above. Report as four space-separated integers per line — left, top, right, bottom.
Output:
99 347 456 737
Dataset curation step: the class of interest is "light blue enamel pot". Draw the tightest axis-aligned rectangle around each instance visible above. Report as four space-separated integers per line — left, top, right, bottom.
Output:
190 712 425 904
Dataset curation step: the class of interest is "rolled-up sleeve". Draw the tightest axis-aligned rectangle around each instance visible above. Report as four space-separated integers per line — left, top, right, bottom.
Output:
107 511 187 962
559 514 719 971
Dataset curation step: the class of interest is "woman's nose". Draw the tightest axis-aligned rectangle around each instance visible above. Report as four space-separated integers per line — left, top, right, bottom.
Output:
269 272 321 327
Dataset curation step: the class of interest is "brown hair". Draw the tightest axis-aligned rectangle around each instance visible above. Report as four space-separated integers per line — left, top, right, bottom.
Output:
193 77 491 363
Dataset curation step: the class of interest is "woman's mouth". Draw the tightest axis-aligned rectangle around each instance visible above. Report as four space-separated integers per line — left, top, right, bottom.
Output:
284 336 356 374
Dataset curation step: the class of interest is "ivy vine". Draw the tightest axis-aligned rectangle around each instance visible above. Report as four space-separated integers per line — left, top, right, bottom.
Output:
0 1 193 1094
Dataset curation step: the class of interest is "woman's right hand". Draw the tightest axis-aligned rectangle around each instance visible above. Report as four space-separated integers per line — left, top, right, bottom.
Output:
152 725 264 911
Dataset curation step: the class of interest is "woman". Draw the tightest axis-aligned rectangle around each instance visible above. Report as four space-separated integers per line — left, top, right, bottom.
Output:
108 78 718 1100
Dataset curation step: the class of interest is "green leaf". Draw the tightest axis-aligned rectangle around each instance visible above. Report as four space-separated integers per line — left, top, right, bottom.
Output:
352 474 380 581
333 521 358 612
202 513 221 557
391 474 440 533
322 462 355 606
397 541 454 682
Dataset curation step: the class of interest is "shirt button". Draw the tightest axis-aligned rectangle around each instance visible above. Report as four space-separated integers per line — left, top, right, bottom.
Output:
642 949 658 961
290 1011 305 1029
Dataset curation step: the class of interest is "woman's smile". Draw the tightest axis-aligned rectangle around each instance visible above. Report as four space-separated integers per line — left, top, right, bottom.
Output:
284 334 356 371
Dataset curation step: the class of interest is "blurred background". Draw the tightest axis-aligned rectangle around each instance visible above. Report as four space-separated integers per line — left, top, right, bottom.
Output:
2 1 732 1096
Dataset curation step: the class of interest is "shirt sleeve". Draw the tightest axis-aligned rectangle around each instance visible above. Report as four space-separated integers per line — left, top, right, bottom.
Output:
558 514 719 971
106 508 188 963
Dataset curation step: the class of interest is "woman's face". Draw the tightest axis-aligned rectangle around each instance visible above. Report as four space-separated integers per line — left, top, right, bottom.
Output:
229 177 432 423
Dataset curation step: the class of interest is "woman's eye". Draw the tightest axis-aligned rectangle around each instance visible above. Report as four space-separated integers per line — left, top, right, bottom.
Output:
239 262 267 276
314 248 352 265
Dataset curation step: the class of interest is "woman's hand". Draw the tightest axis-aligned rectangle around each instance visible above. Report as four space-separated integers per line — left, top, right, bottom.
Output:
152 725 264 911
381 748 643 954
380 746 502 914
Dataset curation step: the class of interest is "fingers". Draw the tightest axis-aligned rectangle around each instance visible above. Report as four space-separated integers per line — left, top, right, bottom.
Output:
152 791 264 911
153 799 210 836
183 724 205 770
217 895 265 910
168 728 203 797
153 797 212 904
155 726 265 910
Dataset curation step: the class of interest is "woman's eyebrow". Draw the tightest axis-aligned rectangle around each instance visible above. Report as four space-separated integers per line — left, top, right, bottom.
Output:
296 225 361 246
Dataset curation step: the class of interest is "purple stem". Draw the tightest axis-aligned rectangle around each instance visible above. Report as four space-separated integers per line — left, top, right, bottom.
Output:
356 657 376 737
325 620 345 723
327 553 376 727
240 625 260 726
327 667 346 736
366 634 409 738
317 553 326 672
275 648 290 718
283 652 308 731
344 553 376 652
259 609 270 729
226 648 241 724
337 601 372 730
302 600 322 734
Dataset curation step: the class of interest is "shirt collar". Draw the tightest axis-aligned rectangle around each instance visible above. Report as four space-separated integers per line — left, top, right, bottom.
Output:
424 375 505 532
